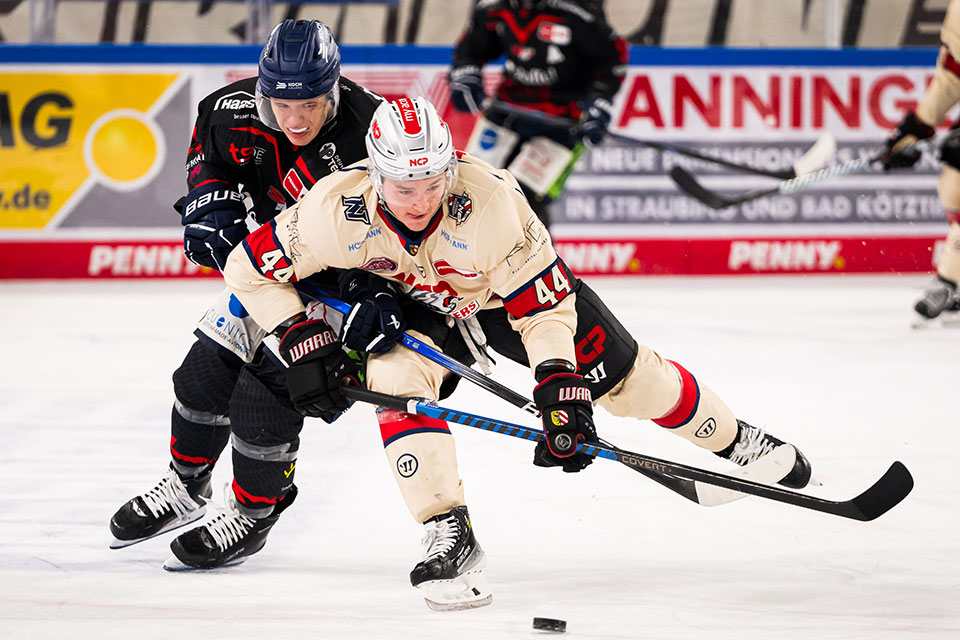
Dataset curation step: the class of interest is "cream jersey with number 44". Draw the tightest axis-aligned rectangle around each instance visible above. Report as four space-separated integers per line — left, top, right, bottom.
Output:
223 152 579 370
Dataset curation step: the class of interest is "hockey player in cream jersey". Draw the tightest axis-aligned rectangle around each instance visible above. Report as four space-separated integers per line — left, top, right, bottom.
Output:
224 97 812 611
882 0 960 322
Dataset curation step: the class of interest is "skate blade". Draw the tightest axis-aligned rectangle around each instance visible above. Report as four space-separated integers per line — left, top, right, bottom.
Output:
696 445 798 507
419 569 493 611
162 553 248 572
108 507 208 549
910 313 960 330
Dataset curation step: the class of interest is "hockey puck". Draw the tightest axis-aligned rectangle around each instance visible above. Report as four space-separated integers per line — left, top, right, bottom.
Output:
532 617 567 632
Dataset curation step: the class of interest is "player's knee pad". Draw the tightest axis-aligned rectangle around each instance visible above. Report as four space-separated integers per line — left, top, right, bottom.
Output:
651 361 737 452
173 340 243 417
169 405 231 471
378 409 464 522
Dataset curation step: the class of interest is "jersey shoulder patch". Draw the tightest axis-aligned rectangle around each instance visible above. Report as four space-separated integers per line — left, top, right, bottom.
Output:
502 258 574 318
242 218 297 283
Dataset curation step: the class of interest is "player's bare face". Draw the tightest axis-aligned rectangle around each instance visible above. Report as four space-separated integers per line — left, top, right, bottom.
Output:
381 175 447 231
271 97 332 146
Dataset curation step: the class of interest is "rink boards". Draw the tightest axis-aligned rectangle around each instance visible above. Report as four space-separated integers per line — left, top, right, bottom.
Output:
0 46 947 277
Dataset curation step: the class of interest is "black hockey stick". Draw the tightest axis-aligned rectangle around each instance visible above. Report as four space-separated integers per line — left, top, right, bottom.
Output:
670 153 881 209
486 99 835 180
345 387 914 522
296 284 794 505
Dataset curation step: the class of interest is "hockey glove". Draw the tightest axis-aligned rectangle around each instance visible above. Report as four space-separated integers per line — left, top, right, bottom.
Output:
276 316 360 422
882 111 935 170
579 94 614 145
449 66 485 114
179 181 248 270
338 269 406 354
531 360 597 473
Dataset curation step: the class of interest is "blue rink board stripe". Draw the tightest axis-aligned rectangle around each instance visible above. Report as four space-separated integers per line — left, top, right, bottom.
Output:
0 44 939 67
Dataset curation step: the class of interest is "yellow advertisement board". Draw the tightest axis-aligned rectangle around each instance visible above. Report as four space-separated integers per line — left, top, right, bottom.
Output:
0 71 179 228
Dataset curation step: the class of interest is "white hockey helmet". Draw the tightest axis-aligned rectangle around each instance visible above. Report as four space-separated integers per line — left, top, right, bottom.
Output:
365 96 458 194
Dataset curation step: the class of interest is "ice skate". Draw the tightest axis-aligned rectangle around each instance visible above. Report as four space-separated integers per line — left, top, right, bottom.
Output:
717 420 812 489
912 276 960 328
163 484 297 571
109 464 212 549
410 506 492 611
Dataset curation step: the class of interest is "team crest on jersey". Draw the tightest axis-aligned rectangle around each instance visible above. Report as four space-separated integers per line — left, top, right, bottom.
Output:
447 191 473 226
342 195 370 224
360 257 398 272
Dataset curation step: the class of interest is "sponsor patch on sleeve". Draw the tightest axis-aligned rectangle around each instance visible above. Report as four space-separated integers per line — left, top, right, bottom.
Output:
502 258 573 317
242 219 297 282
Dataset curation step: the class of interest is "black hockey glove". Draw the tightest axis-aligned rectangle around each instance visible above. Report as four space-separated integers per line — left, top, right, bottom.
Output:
449 66 485 114
579 95 614 145
338 269 406 354
178 182 248 270
882 111 935 170
531 360 597 473
276 316 360 422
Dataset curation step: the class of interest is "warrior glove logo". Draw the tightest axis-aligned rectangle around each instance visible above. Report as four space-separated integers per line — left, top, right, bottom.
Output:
287 328 337 363
558 387 591 402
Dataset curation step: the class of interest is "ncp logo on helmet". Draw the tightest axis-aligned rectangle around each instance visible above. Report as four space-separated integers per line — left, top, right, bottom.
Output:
255 19 341 146
365 97 458 231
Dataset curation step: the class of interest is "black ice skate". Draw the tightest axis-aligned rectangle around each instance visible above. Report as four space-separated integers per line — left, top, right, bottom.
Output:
913 275 960 321
109 464 212 549
717 420 812 489
410 506 492 611
163 484 297 571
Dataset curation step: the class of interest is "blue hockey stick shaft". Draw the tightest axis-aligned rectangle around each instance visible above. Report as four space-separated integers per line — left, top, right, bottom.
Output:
344 387 913 521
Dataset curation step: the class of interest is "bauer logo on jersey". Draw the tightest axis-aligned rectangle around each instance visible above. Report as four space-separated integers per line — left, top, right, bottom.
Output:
214 90 256 111
341 195 370 224
360 257 398 273
433 259 480 280
550 410 569 427
283 169 306 201
447 191 473 226
537 23 571 45
242 219 297 282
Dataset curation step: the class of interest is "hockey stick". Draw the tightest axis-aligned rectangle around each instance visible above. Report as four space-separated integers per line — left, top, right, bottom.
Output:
486 99 836 180
344 386 913 522
670 153 881 209
294 283 784 505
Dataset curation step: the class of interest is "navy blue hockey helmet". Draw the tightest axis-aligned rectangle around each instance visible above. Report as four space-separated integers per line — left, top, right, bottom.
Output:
256 20 341 130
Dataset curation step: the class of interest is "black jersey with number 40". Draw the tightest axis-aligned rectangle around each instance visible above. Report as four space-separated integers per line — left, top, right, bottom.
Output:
184 75 381 225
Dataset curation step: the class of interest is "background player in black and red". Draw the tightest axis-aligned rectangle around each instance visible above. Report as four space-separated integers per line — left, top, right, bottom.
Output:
108 19 380 551
448 0 628 227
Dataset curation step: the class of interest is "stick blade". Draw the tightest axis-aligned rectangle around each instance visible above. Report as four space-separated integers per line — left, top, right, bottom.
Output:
669 166 735 209
793 133 838 176
845 461 914 521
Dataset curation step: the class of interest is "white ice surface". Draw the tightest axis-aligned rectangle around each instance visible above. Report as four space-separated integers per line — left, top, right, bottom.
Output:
0 276 957 639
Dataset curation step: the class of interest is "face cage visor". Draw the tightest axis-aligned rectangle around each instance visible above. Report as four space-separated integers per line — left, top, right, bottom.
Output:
368 155 459 203
255 82 340 132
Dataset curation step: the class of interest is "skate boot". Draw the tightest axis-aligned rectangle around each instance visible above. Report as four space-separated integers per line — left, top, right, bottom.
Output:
410 506 492 611
164 484 297 571
914 275 960 320
717 420 812 489
109 464 212 549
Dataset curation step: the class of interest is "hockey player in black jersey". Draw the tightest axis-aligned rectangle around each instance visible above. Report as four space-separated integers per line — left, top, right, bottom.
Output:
448 0 628 227
109 19 379 551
